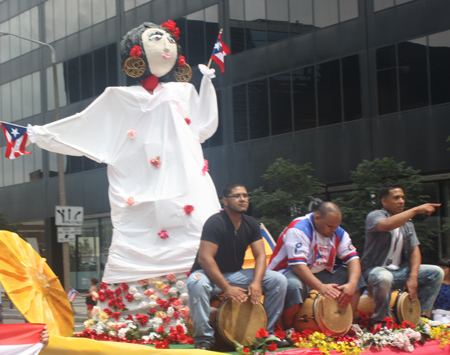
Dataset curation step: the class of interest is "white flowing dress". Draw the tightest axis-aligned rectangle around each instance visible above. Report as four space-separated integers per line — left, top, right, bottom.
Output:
31 76 221 283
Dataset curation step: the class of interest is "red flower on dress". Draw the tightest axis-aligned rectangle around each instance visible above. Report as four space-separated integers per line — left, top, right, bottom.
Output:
156 326 165 333
126 196 135 205
183 205 194 215
268 343 278 352
158 230 169 239
120 283 129 293
114 287 122 296
126 127 135 138
178 55 186 67
99 282 108 290
125 294 134 302
184 118 191 125
255 328 269 339
155 339 169 349
126 314 134 321
166 273 177 282
149 307 158 314
162 284 171 296
150 156 161 168
202 159 209 175
130 45 142 58
161 20 180 40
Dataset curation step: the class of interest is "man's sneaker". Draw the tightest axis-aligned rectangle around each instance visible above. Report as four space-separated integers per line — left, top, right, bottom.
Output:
194 342 212 350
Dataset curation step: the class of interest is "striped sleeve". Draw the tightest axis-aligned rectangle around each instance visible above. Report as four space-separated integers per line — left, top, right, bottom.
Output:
336 228 359 263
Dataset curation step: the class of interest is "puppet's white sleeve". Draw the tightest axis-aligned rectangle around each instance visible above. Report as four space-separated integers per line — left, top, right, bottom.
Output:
30 87 135 164
189 75 218 143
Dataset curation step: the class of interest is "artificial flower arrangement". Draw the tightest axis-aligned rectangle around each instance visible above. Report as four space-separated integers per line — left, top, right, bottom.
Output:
77 273 195 348
233 327 282 355
288 312 450 355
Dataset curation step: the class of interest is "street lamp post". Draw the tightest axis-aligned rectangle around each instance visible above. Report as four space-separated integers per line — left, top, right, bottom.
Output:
0 31 70 291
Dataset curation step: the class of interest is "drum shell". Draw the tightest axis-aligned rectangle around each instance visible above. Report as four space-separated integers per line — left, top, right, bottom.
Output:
293 291 352 337
187 297 267 351
356 290 421 325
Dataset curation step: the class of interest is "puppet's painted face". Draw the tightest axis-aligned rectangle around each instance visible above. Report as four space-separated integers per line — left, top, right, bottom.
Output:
141 27 178 78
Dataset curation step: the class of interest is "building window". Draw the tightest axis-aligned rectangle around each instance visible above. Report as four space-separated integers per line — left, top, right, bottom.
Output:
233 84 248 142
342 54 362 121
377 44 398 115
374 0 415 12
249 79 270 139
293 66 316 131
429 30 450 106
270 74 292 135
317 59 342 126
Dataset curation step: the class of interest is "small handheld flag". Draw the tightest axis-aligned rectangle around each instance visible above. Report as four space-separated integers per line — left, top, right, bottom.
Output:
209 29 231 73
67 287 79 302
1 122 32 159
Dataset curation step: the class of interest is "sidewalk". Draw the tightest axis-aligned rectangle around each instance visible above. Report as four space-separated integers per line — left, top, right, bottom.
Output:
2 293 88 326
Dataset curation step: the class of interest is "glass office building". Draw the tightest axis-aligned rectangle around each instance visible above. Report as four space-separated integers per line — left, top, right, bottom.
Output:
1 0 450 289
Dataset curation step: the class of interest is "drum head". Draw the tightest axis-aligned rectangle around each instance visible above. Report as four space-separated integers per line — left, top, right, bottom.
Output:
315 295 352 337
216 298 267 347
396 292 421 325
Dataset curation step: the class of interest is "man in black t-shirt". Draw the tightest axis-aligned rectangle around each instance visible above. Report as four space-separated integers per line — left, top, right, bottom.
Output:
187 182 288 350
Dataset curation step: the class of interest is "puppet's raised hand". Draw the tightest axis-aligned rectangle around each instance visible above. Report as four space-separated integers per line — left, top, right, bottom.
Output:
199 64 216 79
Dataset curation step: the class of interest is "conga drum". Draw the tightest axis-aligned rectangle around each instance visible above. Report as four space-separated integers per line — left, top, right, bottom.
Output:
293 291 353 337
187 297 267 351
357 290 421 325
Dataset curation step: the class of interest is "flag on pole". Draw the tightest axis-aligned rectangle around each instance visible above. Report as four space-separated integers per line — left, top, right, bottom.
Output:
67 287 79 302
210 30 231 73
0 323 45 355
1 122 32 159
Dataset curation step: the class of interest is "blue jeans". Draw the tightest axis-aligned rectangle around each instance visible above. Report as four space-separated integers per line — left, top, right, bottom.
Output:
366 265 444 322
187 269 287 345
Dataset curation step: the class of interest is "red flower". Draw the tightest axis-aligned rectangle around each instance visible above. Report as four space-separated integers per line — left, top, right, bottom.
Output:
130 45 142 58
104 308 114 316
166 273 177 282
183 205 194 215
98 294 106 302
256 328 269 339
274 324 286 339
125 294 134 302
156 326 165 333
178 55 186 67
268 343 278 351
243 348 250 353
150 307 157 314
162 316 171 326
150 156 161 168
118 302 126 310
202 159 209 175
383 317 394 329
108 299 117 308
99 282 108 290
114 287 122 296
120 283 129 293
185 118 191 125
155 339 169 349
173 311 179 320
161 20 180 40
176 324 184 333
135 314 149 326
187 337 195 345
402 320 415 329
126 314 134 321
158 230 169 240
113 311 121 321
177 333 187 343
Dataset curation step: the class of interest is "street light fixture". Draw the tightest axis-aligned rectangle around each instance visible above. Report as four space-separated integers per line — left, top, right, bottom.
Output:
0 30 70 291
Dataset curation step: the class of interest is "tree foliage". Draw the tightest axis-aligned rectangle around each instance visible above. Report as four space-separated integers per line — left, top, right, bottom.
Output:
0 211 20 234
251 158 324 239
334 158 435 259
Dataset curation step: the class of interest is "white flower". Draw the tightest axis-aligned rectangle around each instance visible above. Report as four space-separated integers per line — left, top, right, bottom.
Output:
92 306 102 316
107 321 116 330
109 331 117 337
180 292 189 303
176 280 185 289
149 294 159 301
139 301 149 308
142 335 150 341
423 323 431 334
134 292 142 301
129 324 137 329
149 301 158 308
96 325 104 335
407 344 414 352
167 307 174 317
149 332 161 340
153 317 163 326
129 286 138 294
118 328 128 339
169 287 178 296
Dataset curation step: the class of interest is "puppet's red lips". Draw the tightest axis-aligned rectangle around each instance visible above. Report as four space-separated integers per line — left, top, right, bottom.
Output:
162 53 172 60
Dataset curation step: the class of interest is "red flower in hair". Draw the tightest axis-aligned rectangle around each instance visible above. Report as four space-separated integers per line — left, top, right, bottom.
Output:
130 45 142 58
161 20 180 40
178 55 186 67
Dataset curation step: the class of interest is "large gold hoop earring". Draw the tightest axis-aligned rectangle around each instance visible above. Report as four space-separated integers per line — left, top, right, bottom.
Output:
124 57 146 78
174 63 192 82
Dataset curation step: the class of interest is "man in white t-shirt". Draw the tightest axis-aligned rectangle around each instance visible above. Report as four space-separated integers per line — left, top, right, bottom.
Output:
268 202 366 328
360 180 444 323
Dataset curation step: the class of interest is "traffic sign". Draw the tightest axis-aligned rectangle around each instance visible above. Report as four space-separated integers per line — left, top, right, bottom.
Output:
57 227 76 243
55 206 84 226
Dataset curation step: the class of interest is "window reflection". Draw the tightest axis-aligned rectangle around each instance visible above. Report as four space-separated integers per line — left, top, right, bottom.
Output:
314 0 339 28
230 0 246 53
14 153 25 184
339 0 358 22
1 83 12 122
293 66 316 131
377 45 398 115
47 63 68 111
67 0 79 35
267 0 289 43
270 74 292 135
317 59 341 126
245 0 267 49
79 0 93 30
249 79 269 139
429 30 450 106
342 54 362 121
289 0 314 36
233 84 248 143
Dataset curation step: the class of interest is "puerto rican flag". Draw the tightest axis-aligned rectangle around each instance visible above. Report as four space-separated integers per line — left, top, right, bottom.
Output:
210 30 231 73
1 122 32 159
0 324 45 355
67 287 79 302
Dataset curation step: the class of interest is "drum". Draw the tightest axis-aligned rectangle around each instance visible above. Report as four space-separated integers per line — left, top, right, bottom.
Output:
357 290 421 325
293 291 353 337
187 297 267 351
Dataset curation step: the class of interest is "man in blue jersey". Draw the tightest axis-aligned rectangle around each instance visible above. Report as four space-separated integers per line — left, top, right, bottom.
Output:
268 202 365 329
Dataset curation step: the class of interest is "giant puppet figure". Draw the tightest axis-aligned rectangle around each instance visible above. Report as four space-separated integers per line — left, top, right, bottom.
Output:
27 21 221 285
